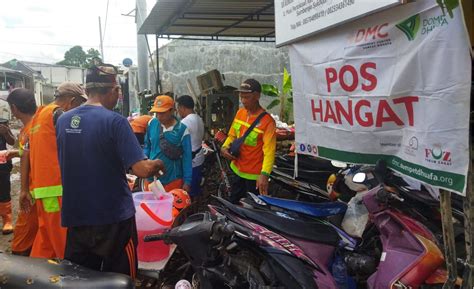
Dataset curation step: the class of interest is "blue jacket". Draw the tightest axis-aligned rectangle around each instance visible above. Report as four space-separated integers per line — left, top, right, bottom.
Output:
144 117 192 186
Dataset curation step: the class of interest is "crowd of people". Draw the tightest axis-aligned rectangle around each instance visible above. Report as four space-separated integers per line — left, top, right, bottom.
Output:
0 63 276 279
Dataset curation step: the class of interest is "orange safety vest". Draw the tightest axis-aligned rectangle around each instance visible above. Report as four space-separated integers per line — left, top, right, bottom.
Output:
227 108 276 180
29 103 62 206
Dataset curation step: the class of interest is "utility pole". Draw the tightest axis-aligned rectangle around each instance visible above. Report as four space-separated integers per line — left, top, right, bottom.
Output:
136 0 149 92
99 16 105 62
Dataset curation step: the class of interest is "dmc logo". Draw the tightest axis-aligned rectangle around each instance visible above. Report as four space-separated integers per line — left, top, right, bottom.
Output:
425 145 452 166
350 23 389 44
396 14 421 41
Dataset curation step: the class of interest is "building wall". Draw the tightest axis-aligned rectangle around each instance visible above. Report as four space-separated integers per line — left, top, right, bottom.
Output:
153 40 290 109
27 64 85 86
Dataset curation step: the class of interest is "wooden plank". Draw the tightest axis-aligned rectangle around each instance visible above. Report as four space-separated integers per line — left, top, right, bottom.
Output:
461 0 472 44
441 189 458 289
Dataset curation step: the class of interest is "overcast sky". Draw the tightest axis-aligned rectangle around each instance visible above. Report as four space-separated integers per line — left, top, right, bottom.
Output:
0 0 166 66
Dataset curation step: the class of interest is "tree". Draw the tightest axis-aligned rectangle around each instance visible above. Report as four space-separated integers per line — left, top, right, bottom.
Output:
85 48 102 68
57 46 102 68
262 68 293 124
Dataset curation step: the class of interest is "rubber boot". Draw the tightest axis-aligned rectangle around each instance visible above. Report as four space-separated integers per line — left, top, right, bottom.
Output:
0 201 13 235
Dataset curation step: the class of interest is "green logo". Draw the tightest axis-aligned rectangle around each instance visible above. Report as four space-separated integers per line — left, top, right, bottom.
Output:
70 115 81 129
396 15 421 41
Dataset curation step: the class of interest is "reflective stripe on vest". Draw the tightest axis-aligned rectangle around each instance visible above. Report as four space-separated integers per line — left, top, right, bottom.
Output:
230 161 259 181
41 197 61 213
32 185 63 199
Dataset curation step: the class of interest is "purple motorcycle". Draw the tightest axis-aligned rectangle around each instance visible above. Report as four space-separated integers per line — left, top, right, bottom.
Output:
145 170 454 289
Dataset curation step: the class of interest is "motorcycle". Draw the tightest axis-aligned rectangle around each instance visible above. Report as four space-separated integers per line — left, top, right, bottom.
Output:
0 253 134 289
147 161 456 289
327 162 466 259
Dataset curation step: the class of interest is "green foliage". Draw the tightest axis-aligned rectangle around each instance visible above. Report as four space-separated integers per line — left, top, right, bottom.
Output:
262 84 279 97
262 68 293 123
267 99 280 110
57 46 102 68
85 48 102 68
436 0 459 18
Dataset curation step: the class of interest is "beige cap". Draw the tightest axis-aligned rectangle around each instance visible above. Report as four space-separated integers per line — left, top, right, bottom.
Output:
55 82 88 100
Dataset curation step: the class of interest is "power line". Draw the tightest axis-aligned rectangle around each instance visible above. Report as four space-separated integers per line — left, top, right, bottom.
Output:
1 41 136 49
0 51 61 62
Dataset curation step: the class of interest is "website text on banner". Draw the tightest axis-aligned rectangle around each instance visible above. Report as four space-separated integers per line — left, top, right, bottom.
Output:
289 0 471 196
275 0 402 47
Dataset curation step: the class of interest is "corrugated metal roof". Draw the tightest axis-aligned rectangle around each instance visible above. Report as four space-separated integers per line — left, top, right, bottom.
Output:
138 0 275 41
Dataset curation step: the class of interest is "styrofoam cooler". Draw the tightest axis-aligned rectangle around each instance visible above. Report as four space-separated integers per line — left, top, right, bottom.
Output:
133 192 173 262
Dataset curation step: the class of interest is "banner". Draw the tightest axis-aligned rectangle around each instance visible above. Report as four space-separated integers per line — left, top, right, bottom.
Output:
289 0 471 195
275 0 402 47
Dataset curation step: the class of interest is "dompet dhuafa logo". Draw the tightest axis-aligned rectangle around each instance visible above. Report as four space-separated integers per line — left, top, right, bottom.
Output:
396 15 421 41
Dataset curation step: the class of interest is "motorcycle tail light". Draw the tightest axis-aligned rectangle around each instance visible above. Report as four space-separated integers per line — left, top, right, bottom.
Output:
399 234 444 287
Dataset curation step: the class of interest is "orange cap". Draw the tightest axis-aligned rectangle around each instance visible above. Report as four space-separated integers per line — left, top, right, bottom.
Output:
150 95 174 113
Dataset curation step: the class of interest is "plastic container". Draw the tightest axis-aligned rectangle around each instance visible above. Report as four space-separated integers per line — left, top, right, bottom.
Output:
0 150 7 164
133 192 174 262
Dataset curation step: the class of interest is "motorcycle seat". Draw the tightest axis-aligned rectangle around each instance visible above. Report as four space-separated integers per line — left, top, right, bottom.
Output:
259 196 347 217
217 198 340 246
0 252 134 289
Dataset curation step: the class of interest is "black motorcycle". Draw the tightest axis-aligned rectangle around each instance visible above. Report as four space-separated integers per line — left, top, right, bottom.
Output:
0 252 133 289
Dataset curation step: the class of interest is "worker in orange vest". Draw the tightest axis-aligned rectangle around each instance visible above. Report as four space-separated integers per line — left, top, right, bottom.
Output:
5 88 39 256
27 82 87 258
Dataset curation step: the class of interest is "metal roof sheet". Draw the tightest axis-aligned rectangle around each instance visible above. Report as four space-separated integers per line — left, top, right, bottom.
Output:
138 0 275 41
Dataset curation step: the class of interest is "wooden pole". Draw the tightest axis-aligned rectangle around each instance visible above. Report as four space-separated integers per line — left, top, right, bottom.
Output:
441 189 458 289
461 160 473 288
461 95 473 288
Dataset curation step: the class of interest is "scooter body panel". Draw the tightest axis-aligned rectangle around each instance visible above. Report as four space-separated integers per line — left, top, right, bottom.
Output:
363 187 444 289
0 253 134 289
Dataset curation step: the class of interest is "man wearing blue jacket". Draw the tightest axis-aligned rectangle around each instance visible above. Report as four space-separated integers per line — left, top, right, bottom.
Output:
144 95 192 192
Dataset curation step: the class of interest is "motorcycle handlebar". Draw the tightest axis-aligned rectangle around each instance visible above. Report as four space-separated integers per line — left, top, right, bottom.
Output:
376 189 404 203
214 222 235 237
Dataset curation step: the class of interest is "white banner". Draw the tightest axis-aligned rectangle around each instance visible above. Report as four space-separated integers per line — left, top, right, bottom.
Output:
275 0 402 47
289 0 471 195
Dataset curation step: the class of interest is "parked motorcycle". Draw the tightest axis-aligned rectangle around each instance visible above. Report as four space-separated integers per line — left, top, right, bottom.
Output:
0 253 134 289
147 161 456 289
327 162 466 259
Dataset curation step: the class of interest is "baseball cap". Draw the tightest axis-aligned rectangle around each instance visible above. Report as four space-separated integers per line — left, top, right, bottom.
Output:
55 82 88 100
235 78 261 93
150 95 175 113
85 64 118 90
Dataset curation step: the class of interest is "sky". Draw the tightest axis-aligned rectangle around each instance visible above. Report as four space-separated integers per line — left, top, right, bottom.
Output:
0 0 166 66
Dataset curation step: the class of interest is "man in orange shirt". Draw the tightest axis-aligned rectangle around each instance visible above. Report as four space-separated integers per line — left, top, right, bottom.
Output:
28 82 87 258
6 88 39 255
130 114 152 146
221 79 276 203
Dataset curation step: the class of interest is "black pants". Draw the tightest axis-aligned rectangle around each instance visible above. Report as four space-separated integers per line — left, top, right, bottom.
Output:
229 171 257 204
65 217 138 279
0 173 11 203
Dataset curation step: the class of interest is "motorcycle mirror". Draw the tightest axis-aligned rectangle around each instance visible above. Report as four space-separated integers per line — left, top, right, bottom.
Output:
353 172 367 183
331 160 348 168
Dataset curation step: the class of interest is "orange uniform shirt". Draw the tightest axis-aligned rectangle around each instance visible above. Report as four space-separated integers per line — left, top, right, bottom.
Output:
223 108 276 180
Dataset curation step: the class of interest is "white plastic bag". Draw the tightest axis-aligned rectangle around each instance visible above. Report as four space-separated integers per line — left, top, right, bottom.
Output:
341 192 369 238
